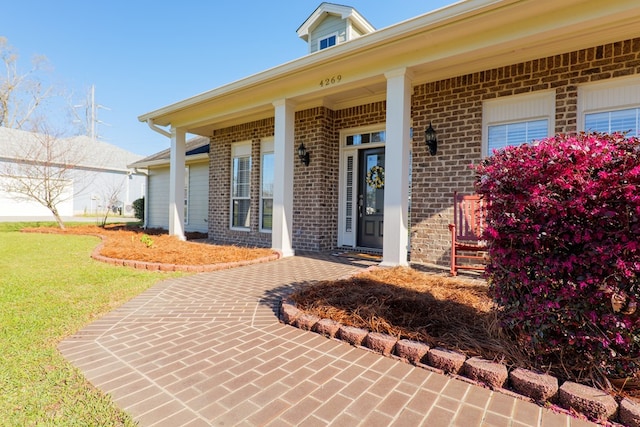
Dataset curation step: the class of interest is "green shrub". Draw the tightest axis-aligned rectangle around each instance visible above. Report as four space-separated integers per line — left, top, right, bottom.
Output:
132 197 144 221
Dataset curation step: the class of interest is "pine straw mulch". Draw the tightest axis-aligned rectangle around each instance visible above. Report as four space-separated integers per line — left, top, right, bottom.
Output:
289 266 640 401
290 266 526 365
23 224 275 265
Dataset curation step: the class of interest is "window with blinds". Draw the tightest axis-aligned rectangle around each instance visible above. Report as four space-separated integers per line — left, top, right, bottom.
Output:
585 108 640 136
260 141 274 232
482 91 555 156
487 119 549 154
231 143 251 229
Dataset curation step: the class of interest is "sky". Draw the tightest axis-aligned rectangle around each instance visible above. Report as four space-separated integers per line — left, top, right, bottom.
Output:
1 1 455 157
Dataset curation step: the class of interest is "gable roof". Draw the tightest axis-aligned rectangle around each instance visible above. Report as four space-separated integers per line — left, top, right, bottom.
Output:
296 2 375 42
128 136 210 168
140 0 640 137
0 126 143 172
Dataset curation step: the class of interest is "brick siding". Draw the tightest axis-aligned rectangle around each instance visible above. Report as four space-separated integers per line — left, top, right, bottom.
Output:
410 37 640 265
206 37 640 265
209 118 274 248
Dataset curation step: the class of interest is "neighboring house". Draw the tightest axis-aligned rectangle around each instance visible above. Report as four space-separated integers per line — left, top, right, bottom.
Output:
129 136 210 233
138 0 640 267
0 126 145 218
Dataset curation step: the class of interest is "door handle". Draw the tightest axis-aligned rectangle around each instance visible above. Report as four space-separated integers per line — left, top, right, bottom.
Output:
358 195 363 218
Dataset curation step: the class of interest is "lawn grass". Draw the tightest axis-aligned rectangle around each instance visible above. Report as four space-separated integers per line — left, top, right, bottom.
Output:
0 222 181 426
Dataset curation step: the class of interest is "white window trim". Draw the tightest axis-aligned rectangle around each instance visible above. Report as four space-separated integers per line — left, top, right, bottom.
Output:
230 141 251 231
318 32 339 51
578 75 640 132
259 139 274 233
482 90 555 157
337 124 386 248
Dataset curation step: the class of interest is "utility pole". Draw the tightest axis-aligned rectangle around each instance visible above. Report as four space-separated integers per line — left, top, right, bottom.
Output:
74 85 109 140
90 84 96 140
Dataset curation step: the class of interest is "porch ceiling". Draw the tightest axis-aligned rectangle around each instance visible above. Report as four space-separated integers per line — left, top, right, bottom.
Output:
139 0 640 138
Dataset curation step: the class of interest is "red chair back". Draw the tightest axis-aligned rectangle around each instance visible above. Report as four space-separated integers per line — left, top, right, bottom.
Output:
452 193 486 242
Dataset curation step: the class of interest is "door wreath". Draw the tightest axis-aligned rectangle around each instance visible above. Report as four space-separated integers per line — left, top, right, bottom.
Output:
366 165 385 189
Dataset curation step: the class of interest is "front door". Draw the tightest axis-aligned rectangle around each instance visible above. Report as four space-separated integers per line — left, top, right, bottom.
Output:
358 147 385 249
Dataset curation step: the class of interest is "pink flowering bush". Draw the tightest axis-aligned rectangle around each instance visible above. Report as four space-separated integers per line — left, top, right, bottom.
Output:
475 132 640 384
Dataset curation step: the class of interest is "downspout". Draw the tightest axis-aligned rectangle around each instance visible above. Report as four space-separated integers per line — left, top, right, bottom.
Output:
144 172 149 229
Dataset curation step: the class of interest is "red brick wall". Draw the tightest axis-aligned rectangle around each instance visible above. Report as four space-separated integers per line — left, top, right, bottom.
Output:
209 118 274 248
206 38 640 264
409 38 640 265
208 108 340 251
292 107 338 251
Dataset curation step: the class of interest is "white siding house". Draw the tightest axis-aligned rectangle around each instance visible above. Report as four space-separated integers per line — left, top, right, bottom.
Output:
129 136 209 233
0 127 145 219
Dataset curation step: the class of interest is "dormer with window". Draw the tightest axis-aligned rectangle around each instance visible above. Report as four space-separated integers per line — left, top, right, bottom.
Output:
297 3 375 54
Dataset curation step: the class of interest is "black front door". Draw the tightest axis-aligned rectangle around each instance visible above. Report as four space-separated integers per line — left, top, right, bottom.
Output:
358 147 385 249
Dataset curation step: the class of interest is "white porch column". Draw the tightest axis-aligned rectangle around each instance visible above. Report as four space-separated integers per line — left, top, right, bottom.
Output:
381 68 412 266
272 99 296 257
168 126 186 240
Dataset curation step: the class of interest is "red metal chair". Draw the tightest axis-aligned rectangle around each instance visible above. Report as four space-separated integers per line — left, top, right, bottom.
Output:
448 192 488 276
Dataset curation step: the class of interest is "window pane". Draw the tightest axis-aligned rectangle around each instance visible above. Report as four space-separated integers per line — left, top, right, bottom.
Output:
488 119 548 153
585 112 610 132
262 199 273 230
261 152 274 231
232 199 251 228
488 126 507 153
320 35 335 50
371 131 386 143
261 153 274 198
586 108 640 136
232 157 251 198
610 109 637 134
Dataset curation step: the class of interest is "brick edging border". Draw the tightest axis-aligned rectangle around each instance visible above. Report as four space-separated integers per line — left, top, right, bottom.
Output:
279 297 640 427
21 229 281 272
89 235 281 272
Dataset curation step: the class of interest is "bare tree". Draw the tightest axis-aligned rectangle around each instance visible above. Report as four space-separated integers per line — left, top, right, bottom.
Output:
97 177 125 227
0 124 90 228
0 37 54 130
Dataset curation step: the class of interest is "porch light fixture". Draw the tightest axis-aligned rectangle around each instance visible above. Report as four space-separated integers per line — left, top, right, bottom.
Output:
425 122 438 156
297 142 310 166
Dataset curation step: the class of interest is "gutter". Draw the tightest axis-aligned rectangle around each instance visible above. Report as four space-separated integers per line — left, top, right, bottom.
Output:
147 119 171 138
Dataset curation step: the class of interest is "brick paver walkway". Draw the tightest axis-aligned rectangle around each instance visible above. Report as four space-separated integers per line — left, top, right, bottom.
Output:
59 253 595 427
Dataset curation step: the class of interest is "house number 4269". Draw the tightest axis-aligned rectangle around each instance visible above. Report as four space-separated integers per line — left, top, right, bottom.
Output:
320 75 342 87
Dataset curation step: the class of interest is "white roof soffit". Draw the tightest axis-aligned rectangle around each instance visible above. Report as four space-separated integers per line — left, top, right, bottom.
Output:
139 0 640 135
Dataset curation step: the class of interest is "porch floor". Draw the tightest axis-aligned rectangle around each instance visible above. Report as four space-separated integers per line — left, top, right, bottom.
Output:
59 252 592 426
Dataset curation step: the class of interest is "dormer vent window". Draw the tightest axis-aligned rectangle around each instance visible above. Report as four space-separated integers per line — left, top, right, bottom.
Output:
319 34 337 50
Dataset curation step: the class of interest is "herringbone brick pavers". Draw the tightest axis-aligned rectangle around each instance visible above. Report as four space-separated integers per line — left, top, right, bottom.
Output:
59 253 596 426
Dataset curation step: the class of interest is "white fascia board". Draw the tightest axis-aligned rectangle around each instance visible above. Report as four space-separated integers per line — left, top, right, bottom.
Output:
128 152 209 169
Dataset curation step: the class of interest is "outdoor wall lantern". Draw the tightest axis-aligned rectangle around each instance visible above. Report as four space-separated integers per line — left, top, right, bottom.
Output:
425 122 438 156
297 142 310 166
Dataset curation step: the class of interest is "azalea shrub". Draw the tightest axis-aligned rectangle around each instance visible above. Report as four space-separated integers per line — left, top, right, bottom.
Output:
475 132 640 384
